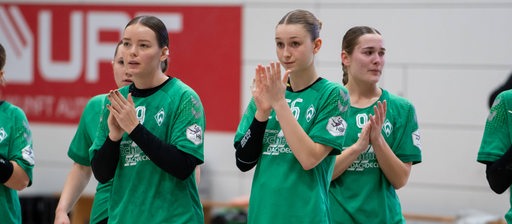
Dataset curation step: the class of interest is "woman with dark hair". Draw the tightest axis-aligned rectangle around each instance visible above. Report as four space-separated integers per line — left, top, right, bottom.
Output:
329 26 422 224
90 16 205 223
0 43 35 224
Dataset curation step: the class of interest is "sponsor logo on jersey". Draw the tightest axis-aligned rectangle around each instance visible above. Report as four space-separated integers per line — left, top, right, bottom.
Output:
22 145 35 165
348 146 379 171
154 108 165 126
187 124 203 145
0 128 7 143
262 130 292 155
327 116 347 136
122 141 149 166
412 129 421 149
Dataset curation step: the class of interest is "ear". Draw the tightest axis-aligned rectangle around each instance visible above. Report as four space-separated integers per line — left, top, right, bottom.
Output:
161 46 169 61
313 38 322 54
0 70 5 86
341 50 350 67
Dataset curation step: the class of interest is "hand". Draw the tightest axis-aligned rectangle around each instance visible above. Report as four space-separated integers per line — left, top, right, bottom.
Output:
260 62 288 108
252 65 272 121
106 108 123 141
369 100 387 143
53 211 70 224
107 90 139 134
354 121 372 154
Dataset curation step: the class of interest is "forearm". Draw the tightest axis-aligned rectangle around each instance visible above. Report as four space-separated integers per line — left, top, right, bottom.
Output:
129 124 200 180
485 145 512 194
56 163 92 214
91 138 120 183
3 162 30 190
273 100 331 170
332 146 365 180
372 136 411 189
234 118 267 172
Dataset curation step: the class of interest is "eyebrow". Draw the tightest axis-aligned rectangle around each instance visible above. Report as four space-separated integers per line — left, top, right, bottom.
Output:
362 46 386 52
275 36 301 41
122 38 151 43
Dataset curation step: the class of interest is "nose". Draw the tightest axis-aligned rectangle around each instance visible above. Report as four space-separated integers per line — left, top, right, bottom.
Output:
372 54 383 65
126 45 137 57
282 46 291 58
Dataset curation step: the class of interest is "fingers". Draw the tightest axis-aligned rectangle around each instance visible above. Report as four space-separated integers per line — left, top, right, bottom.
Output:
127 92 133 104
253 65 265 94
108 90 128 113
270 61 281 83
282 69 290 84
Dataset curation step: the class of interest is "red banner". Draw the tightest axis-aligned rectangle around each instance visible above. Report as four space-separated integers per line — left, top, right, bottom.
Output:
0 4 241 132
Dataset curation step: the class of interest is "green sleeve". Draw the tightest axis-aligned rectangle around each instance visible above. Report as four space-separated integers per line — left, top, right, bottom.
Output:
10 108 35 186
170 91 206 162
478 91 512 163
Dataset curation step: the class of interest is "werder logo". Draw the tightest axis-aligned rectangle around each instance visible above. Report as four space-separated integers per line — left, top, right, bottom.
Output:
383 119 392 137
306 105 315 122
154 108 165 126
0 128 7 143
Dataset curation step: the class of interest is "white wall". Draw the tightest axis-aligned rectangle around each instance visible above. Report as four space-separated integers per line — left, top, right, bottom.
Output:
19 0 512 218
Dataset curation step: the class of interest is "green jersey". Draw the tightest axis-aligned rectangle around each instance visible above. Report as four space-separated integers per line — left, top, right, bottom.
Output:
90 78 205 224
67 94 111 223
477 90 512 223
234 78 350 224
0 101 35 224
329 89 422 224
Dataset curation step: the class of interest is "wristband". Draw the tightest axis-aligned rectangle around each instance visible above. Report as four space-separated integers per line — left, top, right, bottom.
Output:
0 156 14 183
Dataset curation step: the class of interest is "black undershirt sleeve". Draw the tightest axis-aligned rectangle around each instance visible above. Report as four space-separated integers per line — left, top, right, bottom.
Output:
91 137 121 184
0 155 14 183
128 124 201 180
485 145 512 194
234 118 267 172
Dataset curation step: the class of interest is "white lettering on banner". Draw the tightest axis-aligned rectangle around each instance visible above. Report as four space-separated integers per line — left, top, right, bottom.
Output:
0 6 33 83
55 97 90 119
39 10 83 81
0 5 183 84
86 12 129 82
5 95 91 120
5 95 55 117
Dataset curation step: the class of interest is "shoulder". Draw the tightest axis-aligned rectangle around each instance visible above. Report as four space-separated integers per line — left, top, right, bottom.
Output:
166 78 202 98
315 78 349 96
0 101 28 119
496 89 512 102
383 89 415 109
490 89 512 111
88 94 108 105
82 94 107 111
